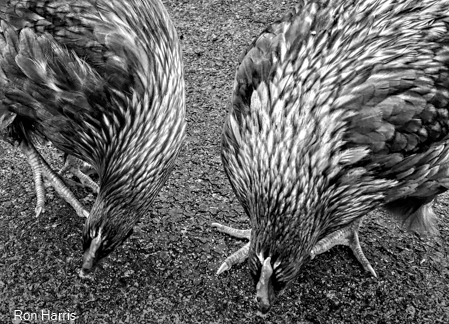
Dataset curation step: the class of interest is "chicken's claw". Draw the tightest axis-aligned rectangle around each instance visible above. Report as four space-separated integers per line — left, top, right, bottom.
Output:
311 218 377 277
216 242 250 275
59 155 99 193
211 223 251 239
212 222 251 275
21 142 89 218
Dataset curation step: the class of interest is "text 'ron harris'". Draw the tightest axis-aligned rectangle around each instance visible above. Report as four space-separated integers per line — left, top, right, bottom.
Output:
13 310 77 322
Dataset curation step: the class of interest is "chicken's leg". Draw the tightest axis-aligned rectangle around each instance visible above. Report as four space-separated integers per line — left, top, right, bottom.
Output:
310 218 377 277
59 155 99 193
21 142 89 218
211 223 251 275
213 218 377 278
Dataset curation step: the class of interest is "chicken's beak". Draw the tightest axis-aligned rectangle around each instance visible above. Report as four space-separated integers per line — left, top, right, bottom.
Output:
80 234 102 277
256 256 274 314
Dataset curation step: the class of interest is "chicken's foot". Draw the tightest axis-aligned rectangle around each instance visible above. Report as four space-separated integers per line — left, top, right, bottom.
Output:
59 155 98 193
310 218 377 277
211 223 251 275
213 219 376 278
21 142 89 218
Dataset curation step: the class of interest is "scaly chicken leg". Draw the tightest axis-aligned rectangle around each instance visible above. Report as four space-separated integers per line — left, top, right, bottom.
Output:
21 142 89 218
310 218 377 277
59 155 99 193
212 218 377 277
211 223 251 274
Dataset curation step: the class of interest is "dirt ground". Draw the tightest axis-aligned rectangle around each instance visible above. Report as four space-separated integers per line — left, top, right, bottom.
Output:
1 0 448 323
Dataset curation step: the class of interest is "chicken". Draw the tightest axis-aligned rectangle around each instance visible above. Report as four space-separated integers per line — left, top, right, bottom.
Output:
0 0 186 275
213 0 449 313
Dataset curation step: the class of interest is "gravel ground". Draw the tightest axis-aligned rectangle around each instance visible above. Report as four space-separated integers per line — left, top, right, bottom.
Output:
1 0 449 323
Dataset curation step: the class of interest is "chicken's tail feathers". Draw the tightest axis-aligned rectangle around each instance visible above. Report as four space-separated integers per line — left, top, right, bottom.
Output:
0 20 104 148
0 107 16 131
0 21 22 142
2 23 104 122
384 197 439 236
16 27 103 101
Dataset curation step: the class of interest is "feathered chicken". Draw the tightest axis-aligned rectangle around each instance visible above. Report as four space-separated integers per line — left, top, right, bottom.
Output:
213 0 449 313
0 0 185 274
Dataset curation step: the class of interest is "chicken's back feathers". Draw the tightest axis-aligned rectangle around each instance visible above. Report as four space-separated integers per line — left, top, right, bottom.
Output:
222 0 449 289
